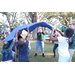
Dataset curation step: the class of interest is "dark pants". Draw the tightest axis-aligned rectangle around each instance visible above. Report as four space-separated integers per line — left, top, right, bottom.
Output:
53 44 58 55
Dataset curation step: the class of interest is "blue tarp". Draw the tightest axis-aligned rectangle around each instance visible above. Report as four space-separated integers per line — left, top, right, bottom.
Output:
5 22 56 42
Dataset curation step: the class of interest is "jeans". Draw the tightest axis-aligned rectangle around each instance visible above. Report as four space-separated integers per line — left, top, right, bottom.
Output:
53 44 58 55
58 55 70 62
35 40 44 53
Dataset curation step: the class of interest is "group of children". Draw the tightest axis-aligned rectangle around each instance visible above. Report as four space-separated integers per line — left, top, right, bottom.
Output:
0 22 75 62
0 27 30 62
50 23 75 62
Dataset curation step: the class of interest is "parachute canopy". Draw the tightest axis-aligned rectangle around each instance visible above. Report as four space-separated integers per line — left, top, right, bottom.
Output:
5 22 56 42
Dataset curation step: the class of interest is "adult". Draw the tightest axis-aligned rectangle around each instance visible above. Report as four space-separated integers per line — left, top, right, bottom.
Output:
34 27 45 57
69 22 75 62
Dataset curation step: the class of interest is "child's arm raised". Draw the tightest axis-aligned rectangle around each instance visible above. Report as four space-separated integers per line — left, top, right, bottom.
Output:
42 27 44 34
36 27 39 34
56 28 64 36
6 38 15 51
27 27 30 41
50 28 58 41
0 39 5 44
15 30 19 42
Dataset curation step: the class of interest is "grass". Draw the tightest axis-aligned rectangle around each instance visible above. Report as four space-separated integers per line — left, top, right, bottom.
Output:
0 40 75 62
29 41 58 62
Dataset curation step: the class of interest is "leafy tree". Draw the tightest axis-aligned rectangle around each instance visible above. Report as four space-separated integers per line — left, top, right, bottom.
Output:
23 12 44 39
1 12 17 29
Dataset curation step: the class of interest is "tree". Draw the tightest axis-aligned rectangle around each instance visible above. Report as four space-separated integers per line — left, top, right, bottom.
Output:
56 12 75 27
23 12 44 39
1 12 17 29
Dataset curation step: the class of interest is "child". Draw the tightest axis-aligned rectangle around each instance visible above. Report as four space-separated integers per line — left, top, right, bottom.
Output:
50 28 74 62
1 38 15 62
53 31 61 58
16 32 23 58
15 27 30 62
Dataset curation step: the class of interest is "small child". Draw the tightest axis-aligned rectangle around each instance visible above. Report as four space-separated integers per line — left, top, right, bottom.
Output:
50 28 74 62
53 31 61 58
15 27 30 62
16 32 23 58
1 38 15 62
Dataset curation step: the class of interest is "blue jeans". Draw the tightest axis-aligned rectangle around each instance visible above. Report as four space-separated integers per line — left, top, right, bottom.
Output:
53 44 58 55
35 40 44 53
58 55 70 62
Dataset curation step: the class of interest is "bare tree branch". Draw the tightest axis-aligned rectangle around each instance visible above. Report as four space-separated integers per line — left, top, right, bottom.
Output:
11 12 17 27
29 12 33 22
6 12 11 28
39 12 44 20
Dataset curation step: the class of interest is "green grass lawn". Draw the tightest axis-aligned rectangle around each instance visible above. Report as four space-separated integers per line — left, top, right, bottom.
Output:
0 40 75 62
28 41 58 62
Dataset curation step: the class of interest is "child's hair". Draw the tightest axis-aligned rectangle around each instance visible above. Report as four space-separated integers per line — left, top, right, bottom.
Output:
65 28 74 45
18 38 25 47
3 44 10 49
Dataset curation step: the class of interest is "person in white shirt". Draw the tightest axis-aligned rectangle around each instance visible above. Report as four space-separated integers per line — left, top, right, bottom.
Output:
50 28 74 62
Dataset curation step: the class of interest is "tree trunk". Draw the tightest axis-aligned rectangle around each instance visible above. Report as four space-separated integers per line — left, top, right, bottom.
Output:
5 12 17 29
28 12 44 40
32 12 39 40
6 13 12 29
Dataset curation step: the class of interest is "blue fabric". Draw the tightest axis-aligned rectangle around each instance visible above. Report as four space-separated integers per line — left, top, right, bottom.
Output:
16 40 29 62
5 22 56 42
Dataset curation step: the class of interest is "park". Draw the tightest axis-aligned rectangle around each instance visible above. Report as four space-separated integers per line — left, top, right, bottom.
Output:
0 12 75 62
0 39 75 62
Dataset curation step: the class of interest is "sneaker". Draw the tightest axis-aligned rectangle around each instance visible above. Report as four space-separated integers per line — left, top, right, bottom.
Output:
34 53 37 56
53 54 56 58
42 53 45 57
